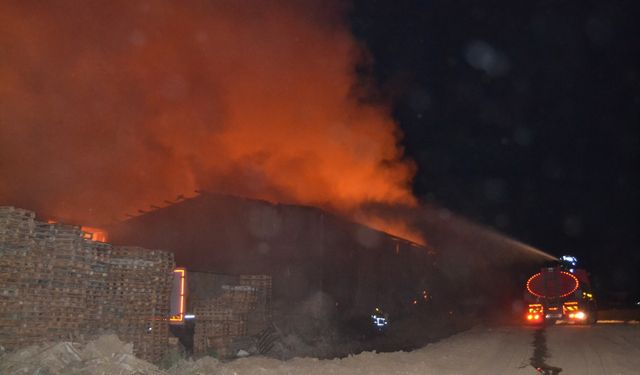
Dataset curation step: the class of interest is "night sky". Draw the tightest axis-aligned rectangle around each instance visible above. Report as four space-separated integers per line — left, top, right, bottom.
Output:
350 0 639 301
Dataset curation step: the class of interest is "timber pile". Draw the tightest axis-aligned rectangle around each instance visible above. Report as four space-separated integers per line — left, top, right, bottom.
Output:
192 276 272 357
0 207 175 363
104 246 174 362
240 275 272 335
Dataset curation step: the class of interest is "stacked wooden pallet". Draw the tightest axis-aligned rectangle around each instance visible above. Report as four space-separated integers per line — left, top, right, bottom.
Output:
104 246 175 362
36 223 93 342
0 207 37 349
192 286 254 357
0 213 92 347
0 207 175 363
193 276 272 357
83 240 112 332
239 275 273 335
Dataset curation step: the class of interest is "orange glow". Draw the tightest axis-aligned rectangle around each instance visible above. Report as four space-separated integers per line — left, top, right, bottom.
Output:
0 1 419 242
527 303 543 314
170 268 186 323
526 304 543 323
365 216 424 245
81 226 108 242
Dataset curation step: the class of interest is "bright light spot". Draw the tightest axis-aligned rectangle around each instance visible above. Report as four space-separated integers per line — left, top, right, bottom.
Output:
170 268 186 323
184 314 195 319
575 311 586 320
371 314 388 328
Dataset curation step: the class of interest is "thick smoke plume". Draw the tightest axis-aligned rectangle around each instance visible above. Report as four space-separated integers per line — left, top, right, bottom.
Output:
0 1 419 240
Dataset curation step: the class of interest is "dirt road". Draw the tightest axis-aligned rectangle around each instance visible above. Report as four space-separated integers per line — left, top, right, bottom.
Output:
214 323 640 375
540 323 640 374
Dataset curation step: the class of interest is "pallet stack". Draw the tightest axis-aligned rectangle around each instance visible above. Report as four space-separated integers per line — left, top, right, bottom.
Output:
83 240 112 333
35 222 94 342
192 300 237 357
192 285 255 357
0 211 93 347
0 207 175 363
192 276 272 357
104 246 175 362
239 275 273 335
0 207 37 349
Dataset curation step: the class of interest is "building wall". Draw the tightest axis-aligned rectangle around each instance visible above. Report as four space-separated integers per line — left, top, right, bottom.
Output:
107 193 439 318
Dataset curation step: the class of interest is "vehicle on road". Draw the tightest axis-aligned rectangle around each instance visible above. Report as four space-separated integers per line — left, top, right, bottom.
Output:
524 256 597 325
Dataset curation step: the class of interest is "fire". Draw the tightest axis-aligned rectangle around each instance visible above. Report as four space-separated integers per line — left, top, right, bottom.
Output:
81 226 108 243
0 1 419 241
46 220 108 242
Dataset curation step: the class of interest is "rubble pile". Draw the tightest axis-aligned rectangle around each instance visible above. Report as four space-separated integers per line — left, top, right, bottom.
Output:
0 206 175 362
193 275 272 357
0 334 167 375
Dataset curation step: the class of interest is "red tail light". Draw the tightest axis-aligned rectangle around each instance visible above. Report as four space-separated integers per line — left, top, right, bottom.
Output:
525 304 543 323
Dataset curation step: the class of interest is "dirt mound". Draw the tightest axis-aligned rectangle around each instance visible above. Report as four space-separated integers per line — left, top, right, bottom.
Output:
0 335 166 375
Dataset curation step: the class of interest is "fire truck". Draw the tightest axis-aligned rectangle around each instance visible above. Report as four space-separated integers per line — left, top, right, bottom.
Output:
524 256 597 324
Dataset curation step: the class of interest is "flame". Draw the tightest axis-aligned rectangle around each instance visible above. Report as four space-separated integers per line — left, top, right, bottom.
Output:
81 226 108 243
0 1 419 241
